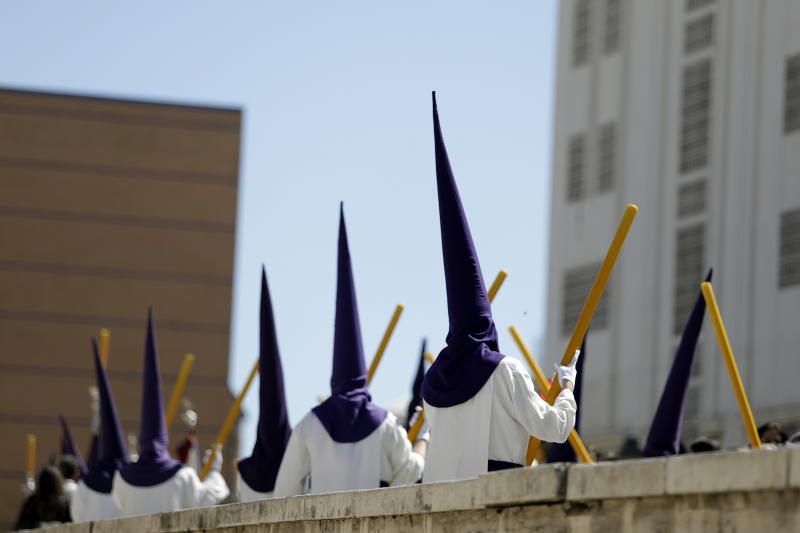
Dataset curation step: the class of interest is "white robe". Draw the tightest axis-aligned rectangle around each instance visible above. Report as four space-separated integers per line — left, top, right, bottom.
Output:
423 356 576 483
273 412 423 497
235 472 273 503
70 482 121 522
111 466 229 517
62 479 78 504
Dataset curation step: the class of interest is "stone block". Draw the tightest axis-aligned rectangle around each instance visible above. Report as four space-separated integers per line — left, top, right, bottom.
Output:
479 464 567 506
566 457 666 501
666 447 788 495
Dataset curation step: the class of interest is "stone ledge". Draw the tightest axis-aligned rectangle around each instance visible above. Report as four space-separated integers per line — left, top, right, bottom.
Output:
666 448 788 495
479 463 567 506
567 457 666 501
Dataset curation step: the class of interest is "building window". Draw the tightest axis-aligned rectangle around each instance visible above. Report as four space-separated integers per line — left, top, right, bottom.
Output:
779 208 800 288
674 224 705 334
562 262 610 336
784 54 800 134
685 14 714 54
686 0 714 12
567 134 586 202
605 0 621 54
598 123 616 192
680 59 712 174
677 180 707 218
573 0 590 67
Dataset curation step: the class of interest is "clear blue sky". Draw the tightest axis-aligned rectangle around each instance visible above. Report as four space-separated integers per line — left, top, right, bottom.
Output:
0 1 558 455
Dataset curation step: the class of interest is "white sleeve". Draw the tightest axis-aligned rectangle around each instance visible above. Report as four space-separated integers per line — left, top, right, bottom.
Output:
69 484 85 523
383 420 424 486
273 416 311 498
500 358 576 444
181 468 230 509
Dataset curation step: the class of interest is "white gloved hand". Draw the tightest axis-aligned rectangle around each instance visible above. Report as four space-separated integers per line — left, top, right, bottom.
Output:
408 406 430 442
203 445 224 473
555 349 581 389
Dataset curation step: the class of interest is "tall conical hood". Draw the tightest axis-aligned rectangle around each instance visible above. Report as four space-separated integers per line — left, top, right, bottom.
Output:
118 309 182 486
406 339 427 429
643 269 713 457
59 416 88 477
547 335 587 463
237 267 292 493
422 92 504 408
83 339 129 493
312 205 387 443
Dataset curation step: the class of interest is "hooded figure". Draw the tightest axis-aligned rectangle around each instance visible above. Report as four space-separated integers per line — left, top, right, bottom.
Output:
405 339 428 430
236 267 292 502
643 269 713 457
547 336 587 463
59 416 88 478
58 416 87 504
112 309 229 517
422 93 577 483
71 339 130 522
273 205 425 496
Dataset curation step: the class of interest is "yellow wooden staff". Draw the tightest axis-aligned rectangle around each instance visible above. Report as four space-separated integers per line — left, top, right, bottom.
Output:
199 360 260 480
408 269 509 442
527 204 637 463
700 282 762 449
26 434 36 479
99 328 111 368
508 325 593 464
367 304 405 385
165 354 196 430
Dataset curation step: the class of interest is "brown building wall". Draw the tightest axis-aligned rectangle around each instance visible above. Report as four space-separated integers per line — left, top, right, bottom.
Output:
0 88 241 529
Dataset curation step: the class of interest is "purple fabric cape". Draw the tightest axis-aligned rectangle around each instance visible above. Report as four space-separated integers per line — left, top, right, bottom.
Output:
312 205 388 443
422 92 504 408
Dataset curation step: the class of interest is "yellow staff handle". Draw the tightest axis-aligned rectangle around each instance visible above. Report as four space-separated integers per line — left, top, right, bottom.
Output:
701 282 762 449
508 326 593 464
408 270 509 442
528 204 637 461
99 328 111 368
199 359 260 480
165 354 196 430
26 434 36 478
367 304 405 385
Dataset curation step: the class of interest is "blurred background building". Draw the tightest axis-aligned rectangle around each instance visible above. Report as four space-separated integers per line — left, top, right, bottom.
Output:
0 88 240 528
545 0 800 451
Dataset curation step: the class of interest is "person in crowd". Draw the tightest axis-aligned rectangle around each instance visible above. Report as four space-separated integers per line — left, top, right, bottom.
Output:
15 466 71 530
237 267 292 502
274 206 427 496
421 93 577 483
689 436 720 453
758 422 788 446
58 455 81 505
112 310 229 516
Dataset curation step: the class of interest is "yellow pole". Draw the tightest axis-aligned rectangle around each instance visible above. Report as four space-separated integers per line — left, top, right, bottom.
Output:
701 282 762 449
165 354 196 430
199 360 260 480
527 204 637 462
487 269 509 302
367 304 405 385
508 326 593 464
99 328 111 368
26 434 36 478
408 270 508 442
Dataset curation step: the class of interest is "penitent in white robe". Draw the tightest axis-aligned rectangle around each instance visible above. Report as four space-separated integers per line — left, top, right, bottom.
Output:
423 356 576 484
70 482 121 522
111 466 229 517
273 412 423 497
236 473 273 503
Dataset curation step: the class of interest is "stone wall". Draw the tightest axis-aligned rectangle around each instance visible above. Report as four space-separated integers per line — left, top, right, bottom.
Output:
40 447 800 532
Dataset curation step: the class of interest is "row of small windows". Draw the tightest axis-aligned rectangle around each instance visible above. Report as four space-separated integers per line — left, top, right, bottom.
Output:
779 208 800 288
686 0 714 12
685 14 714 54
785 54 800 134
572 0 621 67
566 123 617 203
679 59 712 174
673 224 705 335
677 180 707 219
562 262 610 336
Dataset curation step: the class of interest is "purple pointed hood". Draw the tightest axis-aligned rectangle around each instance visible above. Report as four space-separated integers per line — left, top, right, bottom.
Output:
547 335 587 463
312 205 388 443
83 339 129 493
59 416 88 478
422 92 504 408
118 309 183 486
405 339 427 430
643 269 713 457
237 267 292 493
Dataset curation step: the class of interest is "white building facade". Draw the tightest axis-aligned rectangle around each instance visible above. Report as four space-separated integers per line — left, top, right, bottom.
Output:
545 0 800 449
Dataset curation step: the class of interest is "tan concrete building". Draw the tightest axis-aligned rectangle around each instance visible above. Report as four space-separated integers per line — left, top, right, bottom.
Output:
0 88 240 528
545 0 800 452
